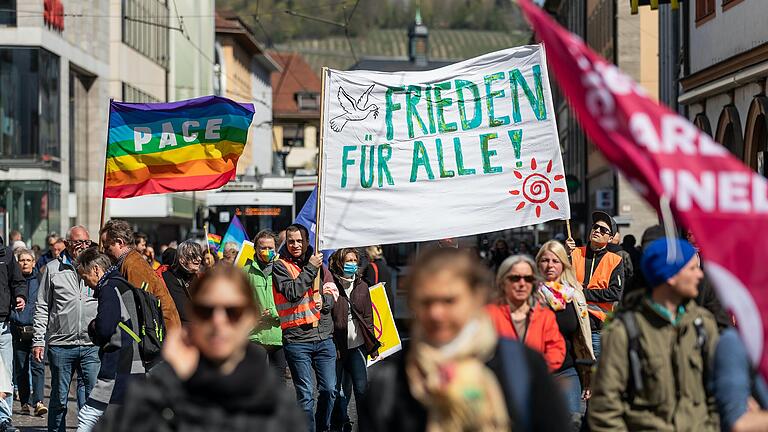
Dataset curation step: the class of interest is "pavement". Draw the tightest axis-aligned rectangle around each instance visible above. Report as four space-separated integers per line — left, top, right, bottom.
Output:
11 364 80 431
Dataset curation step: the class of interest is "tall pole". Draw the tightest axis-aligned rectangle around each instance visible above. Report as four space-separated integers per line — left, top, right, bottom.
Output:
315 67 328 254
99 99 114 233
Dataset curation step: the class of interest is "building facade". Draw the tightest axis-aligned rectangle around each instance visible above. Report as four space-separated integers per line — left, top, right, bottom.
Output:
678 0 768 178
542 0 660 241
0 0 110 244
270 51 322 175
215 12 280 177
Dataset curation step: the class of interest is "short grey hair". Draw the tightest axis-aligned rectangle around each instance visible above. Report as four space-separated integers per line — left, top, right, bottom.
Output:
223 242 239 253
15 248 34 261
66 225 89 240
495 254 541 291
75 247 113 274
175 240 203 265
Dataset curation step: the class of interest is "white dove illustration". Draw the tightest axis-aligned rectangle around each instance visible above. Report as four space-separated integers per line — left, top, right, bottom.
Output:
329 84 379 132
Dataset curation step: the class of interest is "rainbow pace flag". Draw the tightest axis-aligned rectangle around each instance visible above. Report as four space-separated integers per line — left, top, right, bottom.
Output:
105 96 255 198
207 233 222 253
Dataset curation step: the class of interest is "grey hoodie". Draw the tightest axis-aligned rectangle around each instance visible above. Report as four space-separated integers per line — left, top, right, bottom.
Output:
33 252 98 347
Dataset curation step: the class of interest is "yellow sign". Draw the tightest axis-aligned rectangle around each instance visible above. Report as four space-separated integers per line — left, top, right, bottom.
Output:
234 240 256 268
367 283 402 367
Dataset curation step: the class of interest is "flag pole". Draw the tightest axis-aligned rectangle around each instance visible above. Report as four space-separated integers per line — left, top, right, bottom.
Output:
99 98 114 233
204 222 210 252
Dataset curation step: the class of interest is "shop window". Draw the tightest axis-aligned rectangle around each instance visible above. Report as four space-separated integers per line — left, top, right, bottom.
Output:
0 47 60 169
715 105 744 160
0 180 60 247
744 96 768 177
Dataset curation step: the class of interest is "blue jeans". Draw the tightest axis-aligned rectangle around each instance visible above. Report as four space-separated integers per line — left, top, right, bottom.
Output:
13 338 45 405
284 338 337 432
591 331 602 360
555 367 584 431
331 346 368 428
48 345 100 432
0 323 12 423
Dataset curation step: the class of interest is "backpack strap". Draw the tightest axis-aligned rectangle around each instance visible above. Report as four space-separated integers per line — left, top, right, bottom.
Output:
498 339 530 432
619 311 644 399
693 316 710 398
371 262 379 285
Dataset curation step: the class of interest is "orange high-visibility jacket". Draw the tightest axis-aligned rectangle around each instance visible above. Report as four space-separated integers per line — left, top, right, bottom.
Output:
272 259 321 330
571 247 622 322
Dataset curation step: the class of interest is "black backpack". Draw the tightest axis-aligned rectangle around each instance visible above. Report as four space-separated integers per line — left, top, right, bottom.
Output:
130 281 165 369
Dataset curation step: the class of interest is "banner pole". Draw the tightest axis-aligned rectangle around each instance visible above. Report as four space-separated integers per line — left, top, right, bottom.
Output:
99 99 114 234
566 219 572 240
315 67 328 254
203 222 210 252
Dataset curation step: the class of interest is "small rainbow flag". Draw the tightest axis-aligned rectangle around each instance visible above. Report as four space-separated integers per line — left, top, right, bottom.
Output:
105 96 255 198
207 233 222 252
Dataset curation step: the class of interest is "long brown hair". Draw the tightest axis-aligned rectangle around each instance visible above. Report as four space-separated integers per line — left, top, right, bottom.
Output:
329 248 360 276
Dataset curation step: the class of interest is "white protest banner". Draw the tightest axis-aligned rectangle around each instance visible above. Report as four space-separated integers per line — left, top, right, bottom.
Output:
318 45 569 249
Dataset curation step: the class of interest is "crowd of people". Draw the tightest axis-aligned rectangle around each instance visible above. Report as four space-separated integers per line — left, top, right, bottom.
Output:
0 211 763 431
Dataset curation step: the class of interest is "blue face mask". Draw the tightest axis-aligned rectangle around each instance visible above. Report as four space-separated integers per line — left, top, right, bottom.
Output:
343 262 358 276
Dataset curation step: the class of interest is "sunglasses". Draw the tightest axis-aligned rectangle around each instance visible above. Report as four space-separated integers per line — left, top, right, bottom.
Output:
591 224 612 235
505 274 535 283
191 303 248 323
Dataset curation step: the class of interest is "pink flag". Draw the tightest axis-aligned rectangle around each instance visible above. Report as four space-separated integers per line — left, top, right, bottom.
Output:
519 0 768 375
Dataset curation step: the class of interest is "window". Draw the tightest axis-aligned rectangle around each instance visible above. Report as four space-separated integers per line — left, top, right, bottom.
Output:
122 0 169 68
122 83 160 103
0 0 15 26
693 113 712 136
722 0 743 12
696 0 716 23
715 105 744 159
282 124 304 148
296 92 319 111
0 180 60 247
745 96 768 177
0 47 60 168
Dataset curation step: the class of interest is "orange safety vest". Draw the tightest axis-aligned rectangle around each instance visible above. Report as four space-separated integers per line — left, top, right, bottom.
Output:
571 246 622 321
272 259 321 330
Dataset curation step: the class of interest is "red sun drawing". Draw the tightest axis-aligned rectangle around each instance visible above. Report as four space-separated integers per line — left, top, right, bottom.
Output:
509 158 567 218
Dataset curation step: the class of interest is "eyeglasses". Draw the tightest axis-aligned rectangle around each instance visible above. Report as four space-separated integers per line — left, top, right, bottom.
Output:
505 274 535 283
191 303 248 323
591 224 612 235
67 240 92 247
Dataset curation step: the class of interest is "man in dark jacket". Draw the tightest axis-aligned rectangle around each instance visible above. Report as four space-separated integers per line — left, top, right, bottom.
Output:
157 240 202 325
273 224 336 432
34 234 64 274
75 248 145 431
10 249 46 416
0 236 27 431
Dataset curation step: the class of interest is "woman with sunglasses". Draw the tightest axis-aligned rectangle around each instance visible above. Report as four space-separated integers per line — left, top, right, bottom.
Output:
486 255 566 372
95 266 305 432
327 248 379 432
536 241 595 431
361 248 568 431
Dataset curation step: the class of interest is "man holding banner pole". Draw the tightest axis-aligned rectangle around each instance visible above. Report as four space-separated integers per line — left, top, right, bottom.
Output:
272 224 337 432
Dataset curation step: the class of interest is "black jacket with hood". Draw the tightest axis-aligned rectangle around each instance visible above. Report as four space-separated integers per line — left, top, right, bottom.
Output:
94 343 305 432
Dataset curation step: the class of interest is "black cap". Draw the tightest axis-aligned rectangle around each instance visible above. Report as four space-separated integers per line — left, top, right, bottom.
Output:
640 224 665 249
591 211 617 235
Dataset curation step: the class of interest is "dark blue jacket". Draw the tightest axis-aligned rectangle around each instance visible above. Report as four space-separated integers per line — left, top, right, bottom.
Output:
11 270 38 327
34 250 55 274
88 267 145 404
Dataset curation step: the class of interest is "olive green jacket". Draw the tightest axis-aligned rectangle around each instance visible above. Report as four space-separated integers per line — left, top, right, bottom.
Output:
589 298 720 432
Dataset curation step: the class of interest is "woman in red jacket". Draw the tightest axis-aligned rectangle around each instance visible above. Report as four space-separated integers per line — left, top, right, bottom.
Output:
486 254 566 371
